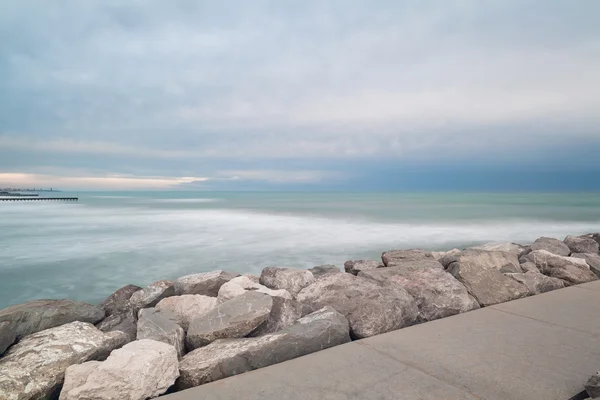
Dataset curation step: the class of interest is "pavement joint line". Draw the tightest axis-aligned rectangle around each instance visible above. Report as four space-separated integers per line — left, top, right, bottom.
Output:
355 340 489 400
572 285 600 292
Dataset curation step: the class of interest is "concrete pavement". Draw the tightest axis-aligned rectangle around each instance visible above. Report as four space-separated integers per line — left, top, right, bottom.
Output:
164 282 600 400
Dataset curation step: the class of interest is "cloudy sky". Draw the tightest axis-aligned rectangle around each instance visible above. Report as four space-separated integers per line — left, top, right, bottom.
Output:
1 0 599 190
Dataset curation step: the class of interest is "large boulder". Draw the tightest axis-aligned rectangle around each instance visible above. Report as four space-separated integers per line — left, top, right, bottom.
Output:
571 253 600 278
156 295 218 330
581 233 600 246
529 237 570 256
343 260 383 275
174 270 240 296
523 250 597 285
0 321 16 355
431 248 460 262
0 322 126 400
137 308 185 358
385 269 479 323
296 273 417 339
446 251 529 307
450 249 522 273
586 371 600 399
96 307 137 343
100 284 141 317
177 306 350 390
0 299 105 342
186 291 273 350
129 280 175 310
519 261 539 273
381 249 435 267
217 275 292 302
505 271 565 295
468 242 526 256
259 267 316 296
249 296 303 336
358 260 444 283
308 265 341 278
59 339 179 400
564 235 600 254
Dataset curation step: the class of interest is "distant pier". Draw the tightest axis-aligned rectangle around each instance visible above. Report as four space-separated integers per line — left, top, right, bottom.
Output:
0 197 78 202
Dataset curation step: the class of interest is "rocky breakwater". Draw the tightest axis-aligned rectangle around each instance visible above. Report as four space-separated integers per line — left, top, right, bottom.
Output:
1 233 599 399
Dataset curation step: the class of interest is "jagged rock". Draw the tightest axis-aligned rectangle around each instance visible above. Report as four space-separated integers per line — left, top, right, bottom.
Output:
505 271 565 295
523 250 597 285
431 248 461 261
96 308 137 343
156 295 218 330
519 261 539 273
129 280 175 310
296 273 417 339
0 299 105 341
357 260 444 283
0 321 16 355
309 265 341 278
530 237 570 256
100 284 141 316
581 233 600 247
343 260 383 275
59 339 179 400
385 269 479 323
585 371 600 399
260 267 316 296
572 253 600 278
381 249 435 267
468 242 527 256
186 291 273 350
137 308 185 358
564 235 600 254
177 306 350 389
217 275 292 302
457 249 522 273
0 321 126 400
249 296 303 336
446 251 529 306
174 270 240 296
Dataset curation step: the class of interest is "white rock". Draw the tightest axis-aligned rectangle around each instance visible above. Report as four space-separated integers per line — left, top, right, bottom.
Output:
156 295 218 331
259 267 315 296
218 275 292 302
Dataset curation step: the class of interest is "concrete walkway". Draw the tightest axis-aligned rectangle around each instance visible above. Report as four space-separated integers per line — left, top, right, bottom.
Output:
165 281 600 400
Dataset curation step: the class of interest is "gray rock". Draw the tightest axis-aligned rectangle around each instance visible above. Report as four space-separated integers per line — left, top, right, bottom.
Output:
523 250 597 285
572 253 600 278
100 284 141 317
505 271 565 295
137 308 185 358
186 291 273 350
530 237 570 256
129 280 175 310
580 232 600 247
96 308 137 343
309 265 341 278
259 267 316 296
217 275 291 302
174 270 240 296
381 249 435 267
0 321 126 400
0 321 16 356
468 242 527 256
357 260 444 283
177 306 350 390
59 339 179 400
519 261 539 273
454 249 522 273
249 296 303 336
156 295 218 331
0 299 105 342
432 248 461 262
343 260 383 275
385 269 479 323
564 235 600 254
446 251 529 307
296 273 417 339
586 371 600 399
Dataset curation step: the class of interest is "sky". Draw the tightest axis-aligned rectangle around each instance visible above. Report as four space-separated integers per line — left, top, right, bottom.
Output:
1 0 599 191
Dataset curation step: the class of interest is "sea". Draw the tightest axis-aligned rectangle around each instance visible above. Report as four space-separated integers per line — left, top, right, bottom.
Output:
1 191 600 309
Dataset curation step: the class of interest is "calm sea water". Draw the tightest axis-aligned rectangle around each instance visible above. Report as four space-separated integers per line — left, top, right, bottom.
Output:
1 191 600 309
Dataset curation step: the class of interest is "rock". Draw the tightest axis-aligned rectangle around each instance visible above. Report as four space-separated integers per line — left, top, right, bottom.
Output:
296 273 417 339
530 237 570 256
156 295 218 331
174 270 240 296
59 339 179 400
177 306 350 390
572 253 600 278
96 308 137 343
186 291 273 350
381 249 435 267
137 308 185 358
446 251 529 307
459 249 522 273
249 296 303 336
581 233 600 247
357 260 444 283
586 371 600 399
259 267 316 296
0 321 16 355
343 260 383 275
519 261 539 273
385 269 479 323
431 248 461 261
0 299 105 341
217 275 292 302
308 265 341 278
468 242 526 256
0 321 126 400
100 284 141 316
523 250 597 285
505 271 565 295
129 280 175 310
564 235 600 254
